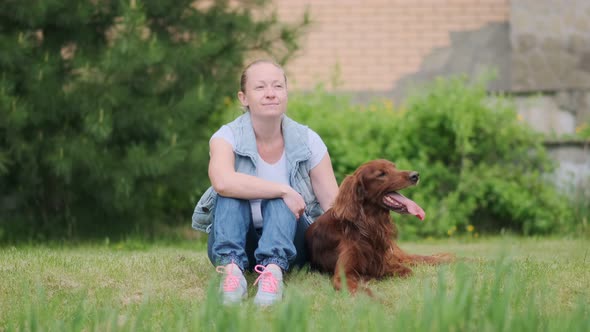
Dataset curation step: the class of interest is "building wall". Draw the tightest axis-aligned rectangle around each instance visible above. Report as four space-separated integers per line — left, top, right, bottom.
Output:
271 0 509 93
510 0 590 134
268 0 589 189
511 0 590 92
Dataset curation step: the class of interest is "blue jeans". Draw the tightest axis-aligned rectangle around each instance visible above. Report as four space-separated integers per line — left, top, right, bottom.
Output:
207 195 309 272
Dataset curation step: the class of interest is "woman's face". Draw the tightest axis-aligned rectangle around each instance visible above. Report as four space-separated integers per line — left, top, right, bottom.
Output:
238 62 288 118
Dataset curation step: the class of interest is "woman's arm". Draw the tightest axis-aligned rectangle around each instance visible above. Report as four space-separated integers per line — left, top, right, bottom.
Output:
209 138 287 198
310 152 339 211
208 137 305 217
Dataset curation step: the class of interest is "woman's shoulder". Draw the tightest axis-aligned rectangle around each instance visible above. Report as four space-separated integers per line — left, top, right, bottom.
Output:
226 112 250 128
283 115 311 134
210 125 235 148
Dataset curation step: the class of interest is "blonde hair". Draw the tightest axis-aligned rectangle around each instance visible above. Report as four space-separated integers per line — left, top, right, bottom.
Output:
239 59 287 93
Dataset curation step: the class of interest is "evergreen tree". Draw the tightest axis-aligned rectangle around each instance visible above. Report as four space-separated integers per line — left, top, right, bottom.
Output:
0 0 309 241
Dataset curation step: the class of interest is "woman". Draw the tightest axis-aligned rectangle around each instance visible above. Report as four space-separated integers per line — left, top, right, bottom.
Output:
192 59 338 306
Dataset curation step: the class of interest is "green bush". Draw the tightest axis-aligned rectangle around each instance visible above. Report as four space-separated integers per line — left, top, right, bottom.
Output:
0 0 309 241
286 78 575 237
575 122 590 139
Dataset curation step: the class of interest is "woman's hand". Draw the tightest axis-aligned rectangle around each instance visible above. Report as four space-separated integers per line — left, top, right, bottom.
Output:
281 186 306 220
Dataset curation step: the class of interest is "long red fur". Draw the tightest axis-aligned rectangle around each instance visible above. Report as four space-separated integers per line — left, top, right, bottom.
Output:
305 159 454 295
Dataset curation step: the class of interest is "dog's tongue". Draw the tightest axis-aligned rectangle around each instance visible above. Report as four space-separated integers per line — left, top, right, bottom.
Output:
390 192 426 221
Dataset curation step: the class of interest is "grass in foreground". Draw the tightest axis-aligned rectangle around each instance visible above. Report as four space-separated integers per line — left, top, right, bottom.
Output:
0 236 589 331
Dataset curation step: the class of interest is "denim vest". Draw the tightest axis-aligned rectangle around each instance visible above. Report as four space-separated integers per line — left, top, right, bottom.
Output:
191 112 324 233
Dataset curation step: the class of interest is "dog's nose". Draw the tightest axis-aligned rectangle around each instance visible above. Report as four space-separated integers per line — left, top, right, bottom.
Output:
409 171 419 183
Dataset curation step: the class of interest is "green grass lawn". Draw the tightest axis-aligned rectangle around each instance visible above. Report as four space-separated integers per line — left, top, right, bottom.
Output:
1 236 588 331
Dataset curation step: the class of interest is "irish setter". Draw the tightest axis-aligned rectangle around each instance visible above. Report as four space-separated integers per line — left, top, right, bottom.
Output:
305 159 454 295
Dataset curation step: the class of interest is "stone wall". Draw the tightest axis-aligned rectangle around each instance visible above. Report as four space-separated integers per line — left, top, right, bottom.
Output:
268 0 590 189
511 0 590 137
511 0 590 92
545 141 590 194
510 0 590 190
269 0 589 134
391 0 590 136
392 21 510 100
515 91 590 137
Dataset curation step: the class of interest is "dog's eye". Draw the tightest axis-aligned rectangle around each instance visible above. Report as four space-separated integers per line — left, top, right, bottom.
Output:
377 171 386 178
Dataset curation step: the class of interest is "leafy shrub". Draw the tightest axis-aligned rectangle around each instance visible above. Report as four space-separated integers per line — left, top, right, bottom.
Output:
0 0 308 241
286 78 574 237
575 123 590 139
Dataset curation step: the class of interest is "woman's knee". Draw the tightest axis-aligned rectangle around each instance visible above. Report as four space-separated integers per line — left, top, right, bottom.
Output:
216 195 249 210
213 195 252 232
214 196 251 221
262 198 291 213
261 198 298 232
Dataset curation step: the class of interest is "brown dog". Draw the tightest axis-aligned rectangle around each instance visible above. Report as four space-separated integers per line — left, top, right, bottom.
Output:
305 159 454 295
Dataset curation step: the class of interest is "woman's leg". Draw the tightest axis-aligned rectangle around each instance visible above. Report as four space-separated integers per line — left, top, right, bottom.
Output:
291 216 310 270
207 195 252 271
255 198 298 271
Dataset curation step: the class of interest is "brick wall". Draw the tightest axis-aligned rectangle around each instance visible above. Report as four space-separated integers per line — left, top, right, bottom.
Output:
269 0 509 92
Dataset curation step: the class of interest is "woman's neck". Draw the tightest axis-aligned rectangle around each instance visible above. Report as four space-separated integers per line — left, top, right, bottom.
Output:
251 113 283 145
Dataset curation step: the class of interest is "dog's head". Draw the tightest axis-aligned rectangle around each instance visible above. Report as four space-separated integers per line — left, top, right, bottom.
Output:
332 159 425 221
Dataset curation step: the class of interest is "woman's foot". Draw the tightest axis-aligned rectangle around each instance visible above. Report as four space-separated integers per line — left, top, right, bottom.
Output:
216 263 247 305
253 264 283 306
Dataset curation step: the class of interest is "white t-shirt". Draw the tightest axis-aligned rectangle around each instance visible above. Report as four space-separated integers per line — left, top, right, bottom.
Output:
211 125 327 228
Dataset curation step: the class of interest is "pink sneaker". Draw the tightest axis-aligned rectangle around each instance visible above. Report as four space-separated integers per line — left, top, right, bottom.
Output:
253 264 283 306
216 263 247 305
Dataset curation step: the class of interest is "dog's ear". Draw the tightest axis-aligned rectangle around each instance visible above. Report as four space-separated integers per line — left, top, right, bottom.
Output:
332 173 365 221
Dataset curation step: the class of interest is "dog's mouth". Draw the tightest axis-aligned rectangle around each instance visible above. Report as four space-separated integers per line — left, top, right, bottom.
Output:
383 192 426 221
